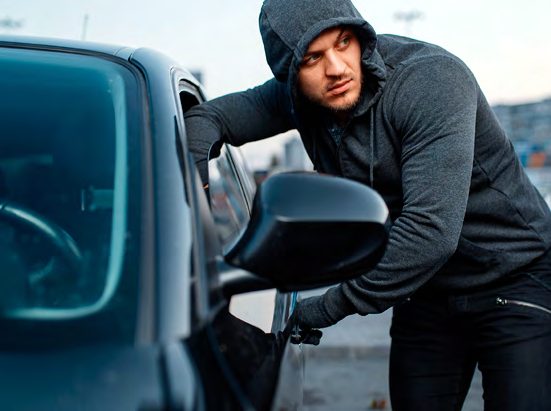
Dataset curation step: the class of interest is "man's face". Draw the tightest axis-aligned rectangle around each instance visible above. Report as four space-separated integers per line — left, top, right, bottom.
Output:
297 27 363 114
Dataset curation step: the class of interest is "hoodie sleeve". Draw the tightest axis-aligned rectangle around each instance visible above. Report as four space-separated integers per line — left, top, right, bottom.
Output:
326 55 479 317
184 78 295 183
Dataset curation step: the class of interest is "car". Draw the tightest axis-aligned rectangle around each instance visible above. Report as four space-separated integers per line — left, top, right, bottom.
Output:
0 35 388 411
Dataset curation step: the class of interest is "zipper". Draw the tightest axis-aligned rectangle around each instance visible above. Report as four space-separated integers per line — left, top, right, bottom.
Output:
496 297 551 315
335 123 349 176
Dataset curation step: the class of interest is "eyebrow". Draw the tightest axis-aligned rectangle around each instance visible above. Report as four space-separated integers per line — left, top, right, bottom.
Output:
335 28 347 40
302 28 349 61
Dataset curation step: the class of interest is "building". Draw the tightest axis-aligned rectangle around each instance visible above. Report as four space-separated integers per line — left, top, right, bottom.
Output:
493 98 551 167
283 132 313 171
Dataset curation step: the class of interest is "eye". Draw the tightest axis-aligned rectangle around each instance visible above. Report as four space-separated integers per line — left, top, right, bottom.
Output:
302 53 321 66
337 36 351 49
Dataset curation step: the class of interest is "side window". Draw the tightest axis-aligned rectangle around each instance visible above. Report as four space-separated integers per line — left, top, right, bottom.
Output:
178 84 252 250
208 146 251 251
227 145 257 206
180 89 200 113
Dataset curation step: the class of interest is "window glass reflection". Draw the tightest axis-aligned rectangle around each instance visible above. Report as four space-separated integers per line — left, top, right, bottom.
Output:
0 48 132 320
208 146 250 251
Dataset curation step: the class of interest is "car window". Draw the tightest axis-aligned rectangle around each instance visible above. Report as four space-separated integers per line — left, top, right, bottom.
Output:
226 145 257 207
208 145 251 252
0 47 138 323
177 84 253 253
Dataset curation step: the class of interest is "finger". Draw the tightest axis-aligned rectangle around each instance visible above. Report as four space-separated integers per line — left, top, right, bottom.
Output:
301 329 323 345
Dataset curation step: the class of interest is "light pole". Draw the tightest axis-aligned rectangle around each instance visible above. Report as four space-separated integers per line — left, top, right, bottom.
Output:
81 14 89 41
394 10 423 37
0 16 24 32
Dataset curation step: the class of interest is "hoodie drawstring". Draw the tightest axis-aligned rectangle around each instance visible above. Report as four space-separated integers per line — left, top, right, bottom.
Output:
369 107 375 188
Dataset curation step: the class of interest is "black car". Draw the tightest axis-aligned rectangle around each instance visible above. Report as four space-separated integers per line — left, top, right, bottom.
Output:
0 35 388 411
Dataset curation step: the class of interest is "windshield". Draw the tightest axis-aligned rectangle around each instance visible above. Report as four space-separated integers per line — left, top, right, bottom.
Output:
0 46 140 344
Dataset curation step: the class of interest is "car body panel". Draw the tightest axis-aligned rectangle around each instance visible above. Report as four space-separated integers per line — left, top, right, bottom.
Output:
0 34 302 411
0 346 165 411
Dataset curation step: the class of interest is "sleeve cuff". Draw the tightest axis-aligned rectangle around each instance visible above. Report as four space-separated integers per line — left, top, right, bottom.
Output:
322 285 358 323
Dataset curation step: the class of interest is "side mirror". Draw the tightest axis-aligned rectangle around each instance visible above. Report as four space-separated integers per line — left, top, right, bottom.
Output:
224 172 388 291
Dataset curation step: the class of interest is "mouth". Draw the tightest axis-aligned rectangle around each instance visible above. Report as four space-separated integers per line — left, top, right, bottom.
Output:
327 79 353 96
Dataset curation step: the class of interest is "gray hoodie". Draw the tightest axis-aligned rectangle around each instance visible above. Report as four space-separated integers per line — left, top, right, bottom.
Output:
185 0 551 316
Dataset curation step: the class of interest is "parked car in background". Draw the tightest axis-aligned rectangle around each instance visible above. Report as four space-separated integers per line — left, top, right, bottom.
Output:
0 35 388 411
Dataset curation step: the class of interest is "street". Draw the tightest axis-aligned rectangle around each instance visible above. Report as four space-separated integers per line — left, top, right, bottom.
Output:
301 308 484 411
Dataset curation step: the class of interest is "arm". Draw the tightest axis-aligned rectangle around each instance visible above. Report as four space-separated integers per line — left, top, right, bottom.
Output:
184 78 295 183
296 55 479 327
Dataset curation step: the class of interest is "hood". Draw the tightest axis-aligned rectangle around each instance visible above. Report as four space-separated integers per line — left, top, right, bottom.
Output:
259 0 386 113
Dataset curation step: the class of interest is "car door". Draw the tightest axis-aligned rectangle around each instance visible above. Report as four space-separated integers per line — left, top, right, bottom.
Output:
209 145 304 411
175 78 303 410
208 143 276 331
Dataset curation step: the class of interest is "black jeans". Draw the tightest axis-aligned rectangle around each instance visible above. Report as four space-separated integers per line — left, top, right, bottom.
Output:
389 251 551 411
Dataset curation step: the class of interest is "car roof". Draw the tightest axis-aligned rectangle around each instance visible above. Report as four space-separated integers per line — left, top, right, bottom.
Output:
0 34 204 95
0 34 135 59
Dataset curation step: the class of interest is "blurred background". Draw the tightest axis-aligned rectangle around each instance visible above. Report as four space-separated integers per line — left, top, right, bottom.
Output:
2 2 549 409
2 0 550 176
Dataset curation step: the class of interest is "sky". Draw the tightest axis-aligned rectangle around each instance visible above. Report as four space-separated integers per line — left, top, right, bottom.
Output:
2 0 550 167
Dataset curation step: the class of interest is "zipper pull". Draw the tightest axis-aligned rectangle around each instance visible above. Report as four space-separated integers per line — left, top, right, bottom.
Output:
496 297 508 306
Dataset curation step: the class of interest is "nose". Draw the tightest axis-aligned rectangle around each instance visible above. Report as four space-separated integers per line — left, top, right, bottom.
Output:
325 51 346 77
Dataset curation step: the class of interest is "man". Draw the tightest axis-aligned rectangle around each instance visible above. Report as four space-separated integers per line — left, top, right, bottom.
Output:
184 0 551 409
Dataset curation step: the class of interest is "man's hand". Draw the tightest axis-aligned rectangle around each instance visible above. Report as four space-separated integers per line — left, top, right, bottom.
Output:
284 292 347 345
284 287 357 345
288 324 323 345
291 295 341 329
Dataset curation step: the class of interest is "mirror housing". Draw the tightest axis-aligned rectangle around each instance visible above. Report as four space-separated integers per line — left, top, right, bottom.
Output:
224 172 388 291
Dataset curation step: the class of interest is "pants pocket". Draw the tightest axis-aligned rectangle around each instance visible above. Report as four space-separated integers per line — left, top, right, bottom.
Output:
495 296 551 317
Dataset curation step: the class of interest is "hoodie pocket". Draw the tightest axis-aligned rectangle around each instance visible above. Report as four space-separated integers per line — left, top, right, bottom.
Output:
446 236 501 274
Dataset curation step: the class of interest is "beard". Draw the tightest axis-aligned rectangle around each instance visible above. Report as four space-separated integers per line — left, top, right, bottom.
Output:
300 78 363 115
326 91 361 113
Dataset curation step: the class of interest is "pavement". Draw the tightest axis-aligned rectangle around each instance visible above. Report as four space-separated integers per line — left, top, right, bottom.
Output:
299 290 484 411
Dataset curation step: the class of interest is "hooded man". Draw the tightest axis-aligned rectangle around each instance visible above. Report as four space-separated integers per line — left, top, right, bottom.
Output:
184 0 551 409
